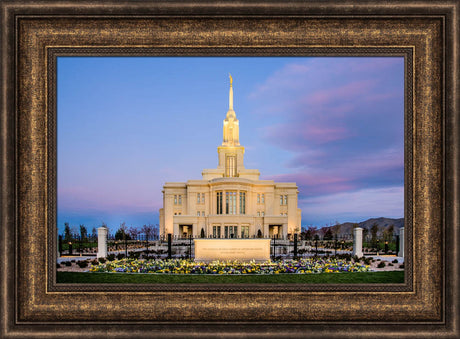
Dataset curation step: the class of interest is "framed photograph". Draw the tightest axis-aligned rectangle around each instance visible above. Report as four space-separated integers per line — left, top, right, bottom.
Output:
1 1 458 338
55 55 406 285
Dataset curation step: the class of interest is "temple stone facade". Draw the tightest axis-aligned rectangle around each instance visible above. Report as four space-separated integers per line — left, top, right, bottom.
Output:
159 75 301 239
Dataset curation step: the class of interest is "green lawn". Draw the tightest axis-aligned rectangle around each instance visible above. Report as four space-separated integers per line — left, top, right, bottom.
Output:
57 271 404 284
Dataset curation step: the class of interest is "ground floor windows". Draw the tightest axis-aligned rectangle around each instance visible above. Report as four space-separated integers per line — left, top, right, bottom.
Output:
213 225 221 238
212 225 246 238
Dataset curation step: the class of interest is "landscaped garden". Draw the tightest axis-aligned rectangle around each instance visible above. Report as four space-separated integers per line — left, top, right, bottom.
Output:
57 254 404 283
89 257 370 275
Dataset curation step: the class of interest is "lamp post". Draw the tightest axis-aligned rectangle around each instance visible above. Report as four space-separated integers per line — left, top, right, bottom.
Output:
334 235 338 256
58 235 62 257
314 235 319 257
124 235 128 258
293 233 298 260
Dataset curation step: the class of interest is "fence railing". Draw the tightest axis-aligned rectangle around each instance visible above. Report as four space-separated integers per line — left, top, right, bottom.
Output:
58 232 400 258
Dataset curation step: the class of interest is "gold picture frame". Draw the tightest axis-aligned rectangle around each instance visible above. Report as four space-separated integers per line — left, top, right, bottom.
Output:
1 1 458 337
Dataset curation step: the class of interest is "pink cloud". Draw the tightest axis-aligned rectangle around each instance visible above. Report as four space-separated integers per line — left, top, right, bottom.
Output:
249 63 311 98
262 121 352 147
306 79 377 106
304 125 351 143
364 91 402 103
265 172 356 196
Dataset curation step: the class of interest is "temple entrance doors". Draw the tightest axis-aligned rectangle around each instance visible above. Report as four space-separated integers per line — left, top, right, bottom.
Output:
269 225 282 238
224 225 238 238
179 225 193 238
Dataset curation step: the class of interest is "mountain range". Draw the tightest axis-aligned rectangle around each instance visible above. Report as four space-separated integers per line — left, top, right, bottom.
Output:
316 217 404 236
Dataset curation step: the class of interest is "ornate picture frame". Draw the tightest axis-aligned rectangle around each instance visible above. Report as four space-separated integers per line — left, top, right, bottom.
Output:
1 1 458 337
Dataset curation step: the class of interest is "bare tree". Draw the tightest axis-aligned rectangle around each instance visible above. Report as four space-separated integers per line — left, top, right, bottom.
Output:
128 226 140 241
333 221 341 238
141 224 155 253
383 224 395 242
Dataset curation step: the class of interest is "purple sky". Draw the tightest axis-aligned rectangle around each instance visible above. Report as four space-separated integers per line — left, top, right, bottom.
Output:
58 57 404 233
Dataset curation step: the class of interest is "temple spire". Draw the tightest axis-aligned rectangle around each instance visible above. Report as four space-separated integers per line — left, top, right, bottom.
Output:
229 73 233 110
222 74 239 146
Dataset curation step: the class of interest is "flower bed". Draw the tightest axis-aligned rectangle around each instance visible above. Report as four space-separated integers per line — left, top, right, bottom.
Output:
89 258 370 274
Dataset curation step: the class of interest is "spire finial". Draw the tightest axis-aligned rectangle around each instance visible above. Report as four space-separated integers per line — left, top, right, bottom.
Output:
228 74 234 110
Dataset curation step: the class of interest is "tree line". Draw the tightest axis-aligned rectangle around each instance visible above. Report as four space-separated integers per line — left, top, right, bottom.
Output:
301 222 396 243
62 222 159 242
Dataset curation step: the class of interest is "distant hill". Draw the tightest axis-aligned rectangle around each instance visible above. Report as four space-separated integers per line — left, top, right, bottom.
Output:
316 217 404 237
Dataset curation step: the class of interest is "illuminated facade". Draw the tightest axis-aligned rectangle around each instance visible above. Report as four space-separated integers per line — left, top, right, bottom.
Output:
159 75 301 239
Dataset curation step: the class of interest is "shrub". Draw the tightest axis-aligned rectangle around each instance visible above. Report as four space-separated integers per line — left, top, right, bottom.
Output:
388 263 393 266
107 254 116 261
392 259 398 263
56 263 61 268
98 258 106 264
335 253 351 261
64 261 72 266
77 261 88 268
91 259 99 265
71 260 75 263
377 261 386 268
399 264 405 269
129 252 140 259
376 258 381 261
117 253 125 260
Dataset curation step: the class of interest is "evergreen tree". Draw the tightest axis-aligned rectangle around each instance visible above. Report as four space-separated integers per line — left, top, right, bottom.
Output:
371 222 379 248
79 224 87 241
323 228 333 240
115 223 131 241
64 222 71 242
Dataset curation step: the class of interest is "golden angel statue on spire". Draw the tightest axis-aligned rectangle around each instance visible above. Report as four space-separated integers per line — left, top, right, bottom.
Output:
229 73 233 85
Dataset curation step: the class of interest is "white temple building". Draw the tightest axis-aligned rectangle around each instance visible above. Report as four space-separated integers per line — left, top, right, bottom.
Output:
159 75 301 239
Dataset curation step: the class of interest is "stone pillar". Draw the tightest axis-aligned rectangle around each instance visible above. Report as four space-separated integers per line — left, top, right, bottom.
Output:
97 226 108 258
398 227 404 257
353 227 363 258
